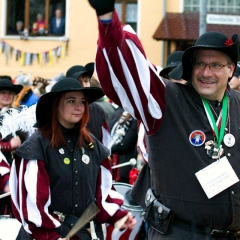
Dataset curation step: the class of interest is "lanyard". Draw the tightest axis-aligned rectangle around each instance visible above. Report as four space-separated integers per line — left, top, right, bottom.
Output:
202 92 228 148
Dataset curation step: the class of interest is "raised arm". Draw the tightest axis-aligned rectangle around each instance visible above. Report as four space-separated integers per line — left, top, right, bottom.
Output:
88 1 166 135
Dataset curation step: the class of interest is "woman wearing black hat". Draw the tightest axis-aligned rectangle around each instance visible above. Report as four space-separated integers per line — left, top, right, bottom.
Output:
0 77 23 162
9 77 136 240
0 77 24 215
66 63 110 145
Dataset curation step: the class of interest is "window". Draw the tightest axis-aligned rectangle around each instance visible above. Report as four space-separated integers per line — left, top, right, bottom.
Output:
115 0 138 32
6 0 66 36
184 0 240 13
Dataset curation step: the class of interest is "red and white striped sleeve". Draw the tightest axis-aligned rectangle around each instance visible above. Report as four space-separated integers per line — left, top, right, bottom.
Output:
95 11 166 135
95 157 128 226
101 120 111 149
0 140 13 152
137 122 148 162
0 155 10 191
9 157 61 240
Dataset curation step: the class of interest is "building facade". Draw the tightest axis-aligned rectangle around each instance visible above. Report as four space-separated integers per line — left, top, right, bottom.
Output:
154 0 240 67
0 0 239 81
0 0 162 80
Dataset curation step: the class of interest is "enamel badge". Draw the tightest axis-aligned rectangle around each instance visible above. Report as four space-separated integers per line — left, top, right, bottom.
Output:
223 133 235 147
82 154 90 164
189 130 206 147
59 148 64 154
64 158 70 165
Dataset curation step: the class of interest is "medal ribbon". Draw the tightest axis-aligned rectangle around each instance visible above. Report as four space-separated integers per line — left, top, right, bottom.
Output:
202 92 228 149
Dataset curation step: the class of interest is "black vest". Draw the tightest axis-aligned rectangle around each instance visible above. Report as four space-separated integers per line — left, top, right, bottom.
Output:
14 129 110 217
147 81 240 231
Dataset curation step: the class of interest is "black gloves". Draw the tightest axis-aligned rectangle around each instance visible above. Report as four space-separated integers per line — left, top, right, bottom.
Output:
88 0 115 16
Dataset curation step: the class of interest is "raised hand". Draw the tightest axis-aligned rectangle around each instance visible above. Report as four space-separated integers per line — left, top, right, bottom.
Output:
88 0 115 16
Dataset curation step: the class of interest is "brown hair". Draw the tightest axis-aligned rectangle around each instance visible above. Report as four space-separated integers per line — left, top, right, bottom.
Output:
39 92 93 148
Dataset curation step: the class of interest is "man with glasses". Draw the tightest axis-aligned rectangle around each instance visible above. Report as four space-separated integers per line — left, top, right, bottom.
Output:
87 0 240 239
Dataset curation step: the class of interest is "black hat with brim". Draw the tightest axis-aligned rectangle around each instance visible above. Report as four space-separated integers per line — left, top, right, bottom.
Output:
170 32 239 81
66 62 95 79
159 51 184 79
35 77 104 127
168 64 183 80
0 78 23 94
233 61 240 77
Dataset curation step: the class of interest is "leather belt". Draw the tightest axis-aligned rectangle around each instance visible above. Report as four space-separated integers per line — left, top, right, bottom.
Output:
173 217 237 239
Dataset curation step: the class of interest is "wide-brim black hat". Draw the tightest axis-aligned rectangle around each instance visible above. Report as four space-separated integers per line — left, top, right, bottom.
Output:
159 51 184 79
0 78 23 94
66 62 95 79
170 32 239 81
233 61 240 77
35 77 104 127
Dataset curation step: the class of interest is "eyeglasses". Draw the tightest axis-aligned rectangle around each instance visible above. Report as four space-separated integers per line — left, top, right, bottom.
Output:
193 61 229 72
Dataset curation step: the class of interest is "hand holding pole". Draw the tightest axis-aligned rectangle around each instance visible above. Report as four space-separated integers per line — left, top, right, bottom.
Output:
65 202 100 239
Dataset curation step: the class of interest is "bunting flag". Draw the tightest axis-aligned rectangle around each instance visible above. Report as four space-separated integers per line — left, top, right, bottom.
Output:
38 52 43 66
0 41 3 54
20 51 25 66
61 42 66 59
0 39 69 66
49 50 53 66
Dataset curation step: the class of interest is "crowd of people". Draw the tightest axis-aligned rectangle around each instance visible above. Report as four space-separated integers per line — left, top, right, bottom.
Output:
1 0 240 239
0 63 139 239
88 1 240 240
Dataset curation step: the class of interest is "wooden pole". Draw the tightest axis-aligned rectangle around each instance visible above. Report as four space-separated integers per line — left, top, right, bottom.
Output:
0 192 11 199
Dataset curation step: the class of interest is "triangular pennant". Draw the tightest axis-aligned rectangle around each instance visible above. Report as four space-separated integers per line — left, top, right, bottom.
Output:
20 51 25 66
0 41 68 65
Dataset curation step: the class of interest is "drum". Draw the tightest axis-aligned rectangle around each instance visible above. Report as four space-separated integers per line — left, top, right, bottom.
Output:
0 215 22 240
106 182 144 240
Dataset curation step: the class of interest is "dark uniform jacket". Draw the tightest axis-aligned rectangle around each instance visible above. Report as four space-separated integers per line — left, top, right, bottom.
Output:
12 127 116 239
147 81 240 231
94 10 240 237
14 127 109 217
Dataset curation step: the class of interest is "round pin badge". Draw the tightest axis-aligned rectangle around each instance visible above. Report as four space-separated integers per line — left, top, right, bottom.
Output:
82 154 90 164
189 130 206 147
64 158 70 165
223 133 235 147
59 148 64 154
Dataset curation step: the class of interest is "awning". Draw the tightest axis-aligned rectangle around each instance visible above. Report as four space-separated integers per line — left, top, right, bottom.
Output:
153 12 240 41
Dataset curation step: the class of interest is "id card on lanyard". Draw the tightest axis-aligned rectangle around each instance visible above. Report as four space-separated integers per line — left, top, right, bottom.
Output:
196 92 239 198
195 156 239 199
